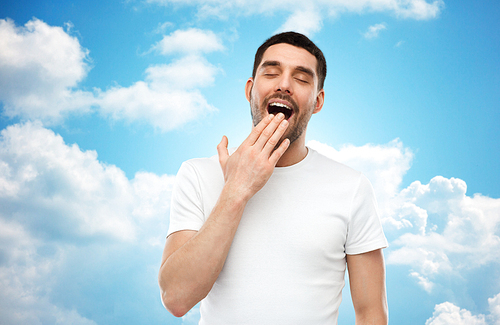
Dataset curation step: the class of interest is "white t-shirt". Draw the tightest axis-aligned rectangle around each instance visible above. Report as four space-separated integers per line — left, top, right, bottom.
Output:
168 148 388 325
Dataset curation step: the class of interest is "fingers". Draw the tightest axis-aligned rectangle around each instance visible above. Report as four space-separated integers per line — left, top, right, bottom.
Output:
269 138 290 166
217 135 229 169
244 114 275 146
261 117 288 154
254 113 288 153
227 112 288 172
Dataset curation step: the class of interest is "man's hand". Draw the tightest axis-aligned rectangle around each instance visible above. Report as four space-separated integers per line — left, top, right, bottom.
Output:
217 113 290 202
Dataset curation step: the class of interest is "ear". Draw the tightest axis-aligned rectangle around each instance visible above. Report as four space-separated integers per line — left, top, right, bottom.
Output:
313 89 325 114
245 78 254 102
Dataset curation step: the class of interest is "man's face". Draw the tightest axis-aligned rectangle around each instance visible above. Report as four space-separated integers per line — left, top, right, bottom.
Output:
246 43 324 146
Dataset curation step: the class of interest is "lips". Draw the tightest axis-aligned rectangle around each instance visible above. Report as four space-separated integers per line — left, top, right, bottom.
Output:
267 101 294 120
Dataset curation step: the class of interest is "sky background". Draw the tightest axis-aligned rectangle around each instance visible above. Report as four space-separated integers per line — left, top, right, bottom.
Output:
0 0 499 324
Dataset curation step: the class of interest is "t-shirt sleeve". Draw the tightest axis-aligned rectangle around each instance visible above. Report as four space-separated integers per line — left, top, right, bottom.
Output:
167 161 206 237
345 174 388 255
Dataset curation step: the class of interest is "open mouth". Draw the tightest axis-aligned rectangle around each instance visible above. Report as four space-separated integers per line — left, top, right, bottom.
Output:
267 102 293 120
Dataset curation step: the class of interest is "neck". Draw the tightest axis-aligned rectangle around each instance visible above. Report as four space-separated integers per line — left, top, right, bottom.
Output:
276 137 308 167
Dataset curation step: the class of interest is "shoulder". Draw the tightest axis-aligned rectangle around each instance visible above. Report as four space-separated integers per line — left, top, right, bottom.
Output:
308 147 362 180
179 154 220 176
176 154 224 190
307 148 378 198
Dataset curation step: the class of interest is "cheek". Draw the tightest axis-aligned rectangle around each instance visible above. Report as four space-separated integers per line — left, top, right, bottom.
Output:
252 86 268 106
298 91 316 108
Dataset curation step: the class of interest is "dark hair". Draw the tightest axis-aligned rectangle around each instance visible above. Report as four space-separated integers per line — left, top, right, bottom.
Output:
252 32 327 90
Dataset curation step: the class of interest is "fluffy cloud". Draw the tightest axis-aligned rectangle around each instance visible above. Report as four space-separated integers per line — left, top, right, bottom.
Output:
0 122 136 241
146 0 444 34
1 2 443 129
97 27 222 131
0 122 174 242
425 301 487 325
382 175 500 293
0 19 221 132
0 220 97 325
489 293 500 324
364 23 387 39
386 177 500 276
425 294 500 325
410 271 435 293
98 55 218 132
0 18 95 123
0 122 174 324
276 9 323 36
153 28 224 55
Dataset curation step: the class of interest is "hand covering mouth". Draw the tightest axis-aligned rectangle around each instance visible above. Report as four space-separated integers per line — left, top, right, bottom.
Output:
267 101 294 120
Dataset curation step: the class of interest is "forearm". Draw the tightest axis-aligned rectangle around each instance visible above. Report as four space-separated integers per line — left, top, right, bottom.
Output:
159 186 247 317
355 305 388 325
348 250 388 325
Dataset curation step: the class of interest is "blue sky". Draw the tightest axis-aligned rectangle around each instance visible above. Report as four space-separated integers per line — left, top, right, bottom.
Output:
0 0 499 324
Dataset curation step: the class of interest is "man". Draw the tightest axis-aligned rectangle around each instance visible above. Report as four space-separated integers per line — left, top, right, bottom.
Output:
159 32 388 324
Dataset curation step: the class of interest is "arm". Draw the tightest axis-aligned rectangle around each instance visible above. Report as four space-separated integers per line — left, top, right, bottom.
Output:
346 249 388 325
158 113 290 317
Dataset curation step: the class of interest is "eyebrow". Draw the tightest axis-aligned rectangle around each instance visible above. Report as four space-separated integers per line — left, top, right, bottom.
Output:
260 60 315 79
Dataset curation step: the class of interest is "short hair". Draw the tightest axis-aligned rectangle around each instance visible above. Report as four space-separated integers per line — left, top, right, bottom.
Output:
252 32 327 91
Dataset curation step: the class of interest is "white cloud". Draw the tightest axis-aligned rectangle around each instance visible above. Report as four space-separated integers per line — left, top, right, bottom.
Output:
0 18 95 123
425 295 500 325
0 122 175 323
146 0 444 35
425 301 487 325
0 122 135 241
97 55 218 132
488 293 500 324
98 28 223 131
396 0 445 20
154 28 224 55
145 55 219 90
386 177 500 279
364 23 387 39
153 21 174 35
276 9 323 37
0 122 174 242
0 270 99 324
147 0 445 20
410 271 435 293
0 19 221 132
0 217 99 325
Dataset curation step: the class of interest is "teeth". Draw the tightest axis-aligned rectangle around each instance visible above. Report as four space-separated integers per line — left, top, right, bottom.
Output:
269 102 292 110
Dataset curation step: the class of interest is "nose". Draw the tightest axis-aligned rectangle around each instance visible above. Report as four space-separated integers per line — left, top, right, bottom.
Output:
275 74 293 95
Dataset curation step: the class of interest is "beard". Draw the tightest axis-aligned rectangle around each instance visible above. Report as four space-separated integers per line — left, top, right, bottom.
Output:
250 92 315 147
